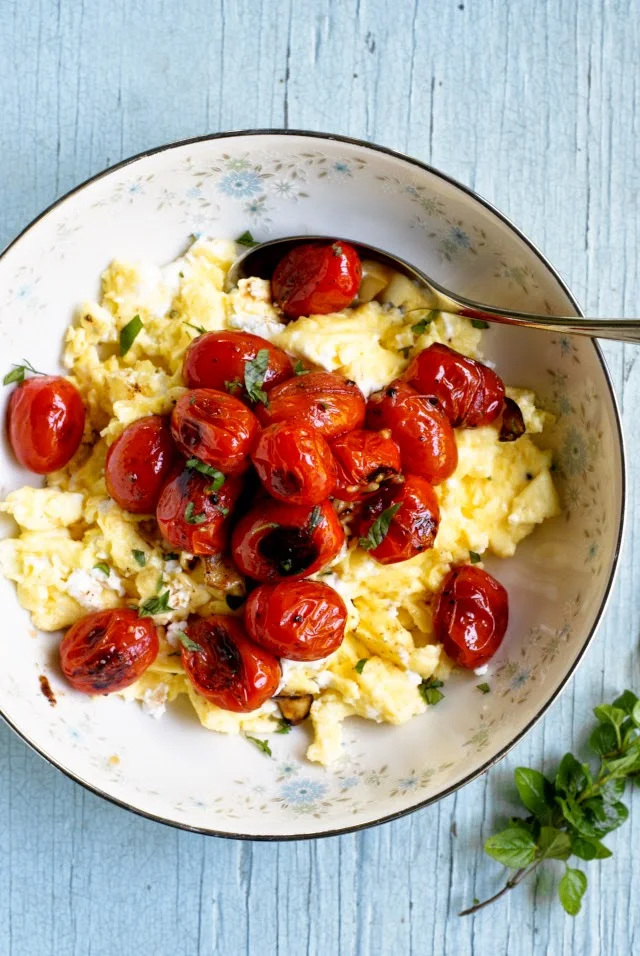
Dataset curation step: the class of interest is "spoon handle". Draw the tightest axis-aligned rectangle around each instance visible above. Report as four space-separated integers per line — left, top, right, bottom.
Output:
451 308 640 344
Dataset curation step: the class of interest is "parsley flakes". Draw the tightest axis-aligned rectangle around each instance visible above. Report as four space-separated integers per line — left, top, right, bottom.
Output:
359 502 401 551
119 315 143 356
138 591 172 617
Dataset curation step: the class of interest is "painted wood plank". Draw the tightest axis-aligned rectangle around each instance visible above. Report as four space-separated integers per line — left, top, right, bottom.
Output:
1 0 640 953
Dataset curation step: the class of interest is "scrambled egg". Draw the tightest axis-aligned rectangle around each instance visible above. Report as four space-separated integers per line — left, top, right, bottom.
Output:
0 239 561 765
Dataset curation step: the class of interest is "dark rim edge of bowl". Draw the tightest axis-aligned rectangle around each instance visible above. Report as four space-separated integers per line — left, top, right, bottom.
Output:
0 128 627 842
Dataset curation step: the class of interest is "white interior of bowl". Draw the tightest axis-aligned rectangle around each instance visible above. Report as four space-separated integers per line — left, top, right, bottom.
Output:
0 132 624 837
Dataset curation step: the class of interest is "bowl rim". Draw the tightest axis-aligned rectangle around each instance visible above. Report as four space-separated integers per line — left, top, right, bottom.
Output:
0 128 627 841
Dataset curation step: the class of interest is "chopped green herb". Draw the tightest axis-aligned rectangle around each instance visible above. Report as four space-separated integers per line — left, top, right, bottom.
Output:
236 230 259 247
359 502 402 551
419 676 444 706
245 735 272 757
410 309 439 335
244 349 270 405
217 506 230 517
156 574 164 593
132 549 146 567
163 552 179 561
185 501 207 525
225 594 246 611
225 378 242 394
469 551 482 564
3 359 45 386
119 315 143 356
178 271 184 278
186 457 225 492
354 659 368 674
185 322 207 335
275 719 292 735
476 682 491 694
281 559 293 572
471 318 490 330
308 505 322 533
399 346 412 359
175 630 203 653
93 563 110 576
294 360 310 376
138 591 172 617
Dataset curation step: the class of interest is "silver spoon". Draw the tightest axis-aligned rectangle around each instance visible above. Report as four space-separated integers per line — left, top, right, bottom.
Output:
227 235 640 344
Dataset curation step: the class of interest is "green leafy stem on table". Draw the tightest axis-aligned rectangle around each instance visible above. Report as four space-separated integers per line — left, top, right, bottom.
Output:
461 690 640 917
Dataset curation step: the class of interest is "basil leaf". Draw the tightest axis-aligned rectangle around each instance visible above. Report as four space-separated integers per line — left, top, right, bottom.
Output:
225 378 242 394
245 735 272 757
308 505 322 533
132 549 146 567
185 322 207 335
93 563 110 576
185 501 207 525
138 590 172 617
593 704 627 730
119 315 143 356
186 457 225 491
469 550 482 564
419 676 444 706
294 360 310 376
471 318 490 330
236 230 259 247
570 833 612 861
476 682 491 694
175 630 203 653
3 359 44 386
409 309 438 335
484 826 538 869
275 719 292 734
613 689 639 715
514 767 555 818
558 867 587 916
359 502 402 551
589 721 618 756
555 753 588 795
537 826 571 861
244 349 270 405
354 659 368 674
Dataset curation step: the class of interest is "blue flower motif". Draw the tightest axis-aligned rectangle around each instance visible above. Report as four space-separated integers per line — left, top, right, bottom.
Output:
560 426 588 476
280 777 328 805
340 776 359 790
511 669 530 690
449 226 471 248
186 186 202 199
559 336 573 356
587 541 599 562
218 170 262 198
17 284 31 299
278 761 299 778
332 161 352 176
128 182 143 195
404 184 419 197
558 395 572 415
398 775 418 792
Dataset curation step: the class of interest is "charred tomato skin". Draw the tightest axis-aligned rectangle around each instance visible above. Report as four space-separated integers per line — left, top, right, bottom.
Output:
156 465 243 555
105 414 176 513
432 565 509 669
357 473 440 565
403 343 505 428
330 428 402 501
171 388 260 475
272 240 362 320
366 380 457 485
251 421 337 505
180 614 281 712
183 331 294 398
231 498 345 583
7 375 85 474
256 371 366 440
60 608 159 694
244 580 347 661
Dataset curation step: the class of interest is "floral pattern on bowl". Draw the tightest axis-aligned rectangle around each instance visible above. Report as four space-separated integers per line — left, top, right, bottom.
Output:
0 132 624 838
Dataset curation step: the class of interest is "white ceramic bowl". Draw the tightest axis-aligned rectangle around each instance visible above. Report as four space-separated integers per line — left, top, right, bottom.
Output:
0 131 625 838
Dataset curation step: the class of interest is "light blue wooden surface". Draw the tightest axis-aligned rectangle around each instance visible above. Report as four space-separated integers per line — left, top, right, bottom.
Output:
1 1 639 953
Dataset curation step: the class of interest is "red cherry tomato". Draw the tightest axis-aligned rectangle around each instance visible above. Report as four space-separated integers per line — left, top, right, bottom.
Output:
251 421 337 505
366 380 457 485
357 474 440 565
231 498 344 582
7 375 85 474
183 331 294 399
256 371 366 440
60 608 159 694
272 240 362 320
403 343 505 428
330 428 402 501
105 415 176 514
180 614 281 712
156 466 243 555
433 565 509 668
171 388 259 475
244 580 347 661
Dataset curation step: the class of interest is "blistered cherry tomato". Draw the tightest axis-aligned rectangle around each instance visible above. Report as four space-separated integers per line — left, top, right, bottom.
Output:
183 331 294 399
251 421 337 505
256 371 366 439
366 380 457 484
60 608 159 694
7 375 85 474
180 614 281 712
156 466 243 555
245 580 347 661
272 240 362 320
432 565 509 668
356 474 440 565
232 498 344 582
105 415 176 514
403 343 505 428
330 428 402 501
171 388 259 475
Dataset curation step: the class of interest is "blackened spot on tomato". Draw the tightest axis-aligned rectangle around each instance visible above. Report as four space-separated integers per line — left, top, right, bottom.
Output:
427 396 439 406
85 625 107 647
386 387 397 398
179 419 202 449
293 614 303 623
271 468 301 497
259 527 317 576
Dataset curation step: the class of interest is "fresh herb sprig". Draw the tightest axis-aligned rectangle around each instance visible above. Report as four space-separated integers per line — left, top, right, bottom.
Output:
186 457 225 492
461 690 640 917
3 359 45 386
359 502 401 551
244 349 270 406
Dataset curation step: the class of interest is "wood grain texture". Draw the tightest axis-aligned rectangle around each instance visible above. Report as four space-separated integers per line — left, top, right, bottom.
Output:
1 0 639 952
